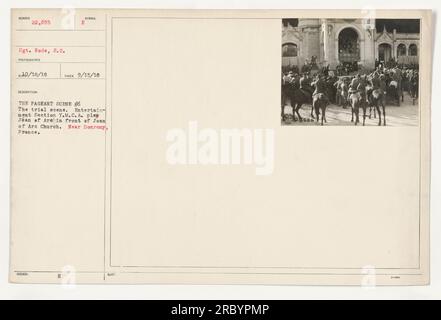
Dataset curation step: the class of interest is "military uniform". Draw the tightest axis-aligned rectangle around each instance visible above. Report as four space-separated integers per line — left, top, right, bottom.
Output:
356 79 368 104
392 68 403 95
311 77 329 104
299 75 312 97
347 76 361 102
379 76 387 93
370 75 381 90
349 77 360 90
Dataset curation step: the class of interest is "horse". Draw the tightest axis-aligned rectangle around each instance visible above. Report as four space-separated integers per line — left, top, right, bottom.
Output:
313 93 328 126
284 85 313 122
367 88 386 126
349 91 367 126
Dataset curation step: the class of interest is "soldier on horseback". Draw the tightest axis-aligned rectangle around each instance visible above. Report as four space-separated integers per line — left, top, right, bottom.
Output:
348 74 361 99
311 74 329 103
349 74 369 125
366 71 387 126
392 66 403 104
299 72 312 96
311 74 330 125
379 74 387 101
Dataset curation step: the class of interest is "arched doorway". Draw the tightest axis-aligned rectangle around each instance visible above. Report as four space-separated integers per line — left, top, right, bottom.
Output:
282 43 298 57
378 43 392 63
282 43 299 67
338 28 360 63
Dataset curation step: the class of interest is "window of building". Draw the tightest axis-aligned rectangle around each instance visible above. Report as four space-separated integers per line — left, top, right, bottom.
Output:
397 43 406 56
409 44 418 56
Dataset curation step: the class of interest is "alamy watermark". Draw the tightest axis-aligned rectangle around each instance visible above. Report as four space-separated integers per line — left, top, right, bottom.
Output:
361 265 377 289
166 121 275 176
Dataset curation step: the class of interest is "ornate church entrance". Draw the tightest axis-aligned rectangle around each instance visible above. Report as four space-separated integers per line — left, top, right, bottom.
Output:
338 28 360 63
378 43 392 63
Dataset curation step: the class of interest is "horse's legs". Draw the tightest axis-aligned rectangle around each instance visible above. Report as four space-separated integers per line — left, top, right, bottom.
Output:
310 103 315 119
321 106 325 126
281 104 285 121
382 103 386 126
295 103 303 122
355 104 360 125
362 103 367 126
368 97 374 119
322 105 327 124
376 104 382 126
351 102 354 122
289 98 297 121
314 103 320 123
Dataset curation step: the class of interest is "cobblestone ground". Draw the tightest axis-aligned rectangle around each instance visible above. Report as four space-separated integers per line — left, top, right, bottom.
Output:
282 93 419 126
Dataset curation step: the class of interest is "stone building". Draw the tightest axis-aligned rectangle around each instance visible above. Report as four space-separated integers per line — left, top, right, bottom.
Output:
282 19 420 71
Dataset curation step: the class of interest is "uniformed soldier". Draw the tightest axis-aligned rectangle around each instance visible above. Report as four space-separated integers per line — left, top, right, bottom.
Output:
299 73 312 96
311 74 329 104
346 74 359 100
291 73 300 89
379 74 387 93
357 75 368 103
392 66 403 97
370 72 381 90
349 74 360 90
379 74 387 105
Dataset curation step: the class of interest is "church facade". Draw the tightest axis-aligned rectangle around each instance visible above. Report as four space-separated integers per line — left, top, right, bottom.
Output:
282 19 420 71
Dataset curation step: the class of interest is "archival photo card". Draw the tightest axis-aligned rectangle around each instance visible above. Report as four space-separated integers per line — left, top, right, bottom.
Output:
9 9 431 285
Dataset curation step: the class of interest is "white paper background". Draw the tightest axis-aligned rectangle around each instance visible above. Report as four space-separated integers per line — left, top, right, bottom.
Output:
0 0 439 299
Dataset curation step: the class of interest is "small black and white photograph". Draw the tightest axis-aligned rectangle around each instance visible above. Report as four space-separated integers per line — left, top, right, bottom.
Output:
281 18 420 126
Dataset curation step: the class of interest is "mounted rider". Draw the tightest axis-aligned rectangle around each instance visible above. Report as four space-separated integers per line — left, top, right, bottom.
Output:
334 77 344 105
356 74 368 103
379 74 387 94
392 66 403 95
348 74 361 98
291 72 301 89
368 71 387 105
299 72 313 98
370 71 380 89
310 74 329 105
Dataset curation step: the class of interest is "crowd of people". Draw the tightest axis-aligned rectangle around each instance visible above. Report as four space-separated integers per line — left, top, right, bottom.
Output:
282 63 419 111
335 62 359 75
